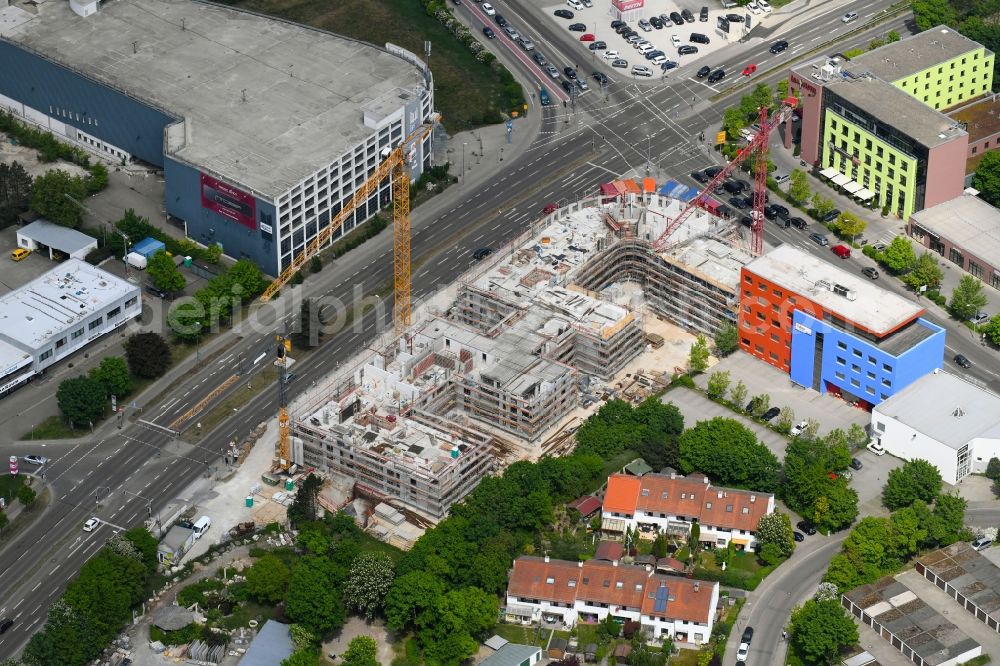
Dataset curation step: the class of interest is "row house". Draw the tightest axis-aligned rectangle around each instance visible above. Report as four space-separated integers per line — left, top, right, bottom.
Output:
600 473 774 550
505 555 719 644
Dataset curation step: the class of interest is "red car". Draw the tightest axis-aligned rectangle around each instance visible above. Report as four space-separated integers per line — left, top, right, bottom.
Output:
832 244 852 259
742 63 757 77
580 33 596 41
542 202 559 215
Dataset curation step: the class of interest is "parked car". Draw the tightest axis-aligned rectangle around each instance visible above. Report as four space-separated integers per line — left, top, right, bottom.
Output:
867 440 886 456
10 247 30 261
661 60 679 70
850 457 863 470
554 8 574 18
789 216 807 229
481 2 495 15
567 0 584 8
568 22 586 31
809 232 829 246
741 627 754 644
681 8 695 22
696 65 711 78
690 33 710 44
669 11 684 25
797 520 817 535
632 65 653 77
736 643 750 661
792 531 805 542
761 406 781 421
728 196 750 210
691 170 709 183
704 166 724 177
700 5 709 21
770 40 789 53
579 33 596 41
971 537 993 551
745 398 761 414
954 354 972 369
727 13 744 22
22 454 50 465
603 50 620 60
638 18 652 31
611 58 629 68
969 311 990 325
789 420 808 436
678 45 699 55
747 1 763 14
589 40 607 50
670 34 682 48
862 267 880 280
650 16 664 29
821 208 842 222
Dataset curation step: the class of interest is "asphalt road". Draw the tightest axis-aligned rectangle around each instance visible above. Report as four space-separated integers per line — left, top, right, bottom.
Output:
1 0 997 658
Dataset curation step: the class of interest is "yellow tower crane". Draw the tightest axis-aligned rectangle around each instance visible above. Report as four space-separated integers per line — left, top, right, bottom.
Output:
262 118 437 469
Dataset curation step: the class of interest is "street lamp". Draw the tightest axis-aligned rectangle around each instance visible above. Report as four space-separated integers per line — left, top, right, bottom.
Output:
462 142 467 182
195 321 202 361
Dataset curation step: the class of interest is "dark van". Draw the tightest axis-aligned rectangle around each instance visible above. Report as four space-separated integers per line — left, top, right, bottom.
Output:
539 88 551 106
690 33 710 44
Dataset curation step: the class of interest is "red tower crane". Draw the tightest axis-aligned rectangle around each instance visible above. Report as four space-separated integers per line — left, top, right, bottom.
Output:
652 96 799 256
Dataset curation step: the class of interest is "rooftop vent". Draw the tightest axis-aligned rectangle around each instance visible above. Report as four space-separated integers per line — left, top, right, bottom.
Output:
953 408 964 418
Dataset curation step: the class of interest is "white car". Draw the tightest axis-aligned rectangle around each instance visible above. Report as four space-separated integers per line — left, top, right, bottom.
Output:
482 2 496 15
971 537 993 551
22 454 50 465
637 42 654 54
603 50 620 60
567 0 583 9
671 34 681 47
867 440 886 456
757 0 772 11
789 420 809 436
651 54 667 65
581 0 593 6
747 2 763 15
632 65 653 77
83 517 100 532
737 643 750 660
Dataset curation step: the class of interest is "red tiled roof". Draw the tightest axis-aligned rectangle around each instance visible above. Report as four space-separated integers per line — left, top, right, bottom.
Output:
603 475 641 514
568 495 602 517
594 541 625 562
604 473 772 533
640 575 714 624
656 557 687 572
507 557 583 605
576 560 652 608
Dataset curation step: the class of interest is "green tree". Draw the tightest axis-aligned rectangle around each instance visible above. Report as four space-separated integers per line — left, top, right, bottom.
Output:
706 370 731 400
788 168 811 204
846 423 868 449
17 483 37 509
831 211 866 240
62 550 147 649
227 258 266 301
986 457 1000 480
725 382 747 412
147 250 186 293
0 161 33 225
750 393 770 418
30 169 87 228
123 332 171 379
288 474 323 526
56 375 107 426
788 598 859 665
385 570 446 632
286 556 346 637
750 83 774 112
903 252 944 291
713 322 739 356
912 0 959 31
775 407 795 434
688 334 710 373
124 527 159 574
881 236 917 273
929 493 967 546
344 552 395 620
886 30 901 42
883 459 943 510
22 601 100 666
776 78 790 100
723 107 747 138
948 274 988 321
89 356 132 399
678 417 781 492
756 512 795 558
310 255 323 274
986 315 1000 346
245 553 291 604
342 636 379 666
811 193 835 219
281 648 320 666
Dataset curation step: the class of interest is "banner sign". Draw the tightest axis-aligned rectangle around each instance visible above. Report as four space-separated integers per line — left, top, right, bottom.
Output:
201 173 257 230
612 0 644 11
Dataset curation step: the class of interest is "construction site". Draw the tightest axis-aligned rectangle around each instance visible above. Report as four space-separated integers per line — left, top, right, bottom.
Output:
289 184 759 528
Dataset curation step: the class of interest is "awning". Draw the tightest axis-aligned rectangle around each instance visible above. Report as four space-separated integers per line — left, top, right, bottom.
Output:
843 181 863 194
730 538 751 545
602 517 628 532
855 188 876 201
642 177 657 193
831 173 851 186
600 183 618 196
819 167 838 179
504 605 534 618
622 179 642 194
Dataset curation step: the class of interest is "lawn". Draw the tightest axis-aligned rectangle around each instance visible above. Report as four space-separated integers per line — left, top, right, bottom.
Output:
220 0 522 132
693 550 773 590
21 415 78 440
0 474 27 503
492 624 550 647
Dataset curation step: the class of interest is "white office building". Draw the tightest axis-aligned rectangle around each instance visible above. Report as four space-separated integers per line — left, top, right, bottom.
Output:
0 259 141 396
871 370 1000 484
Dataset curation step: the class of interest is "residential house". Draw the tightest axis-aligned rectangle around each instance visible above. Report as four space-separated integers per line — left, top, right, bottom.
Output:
505 555 719 644
600 473 774 550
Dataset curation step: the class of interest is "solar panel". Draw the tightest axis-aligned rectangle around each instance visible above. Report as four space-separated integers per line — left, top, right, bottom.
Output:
653 585 669 613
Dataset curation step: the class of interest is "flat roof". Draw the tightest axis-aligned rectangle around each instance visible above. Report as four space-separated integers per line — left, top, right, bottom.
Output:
844 577 980 666
745 244 924 335
0 258 138 351
4 0 427 198
850 26 989 83
909 192 1000 269
918 542 1000 628
18 219 97 255
825 75 966 149
947 96 1000 141
659 236 754 292
873 371 1000 450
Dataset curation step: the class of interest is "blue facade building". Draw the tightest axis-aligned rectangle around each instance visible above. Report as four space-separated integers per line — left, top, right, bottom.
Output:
0 0 434 277
789 311 945 404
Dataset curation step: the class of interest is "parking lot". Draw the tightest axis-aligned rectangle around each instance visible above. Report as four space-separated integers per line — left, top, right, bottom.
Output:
542 0 771 80
0 229 67 295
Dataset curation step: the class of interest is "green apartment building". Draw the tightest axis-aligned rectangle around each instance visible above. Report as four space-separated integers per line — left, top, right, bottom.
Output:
790 27 993 220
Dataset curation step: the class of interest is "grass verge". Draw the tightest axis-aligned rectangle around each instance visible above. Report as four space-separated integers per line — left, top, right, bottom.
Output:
21 415 80 440
182 366 279 443
220 0 520 131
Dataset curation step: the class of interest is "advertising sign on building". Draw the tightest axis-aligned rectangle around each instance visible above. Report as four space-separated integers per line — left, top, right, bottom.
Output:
200 174 257 230
612 0 644 11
